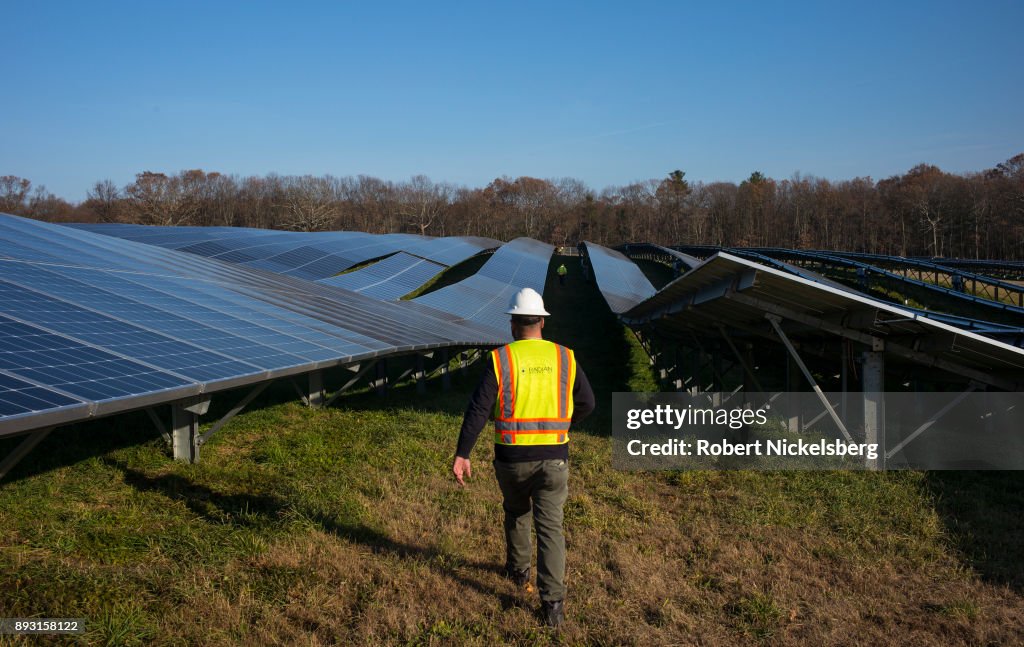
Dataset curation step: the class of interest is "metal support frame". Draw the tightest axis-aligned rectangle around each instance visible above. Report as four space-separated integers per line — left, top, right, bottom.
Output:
803 398 842 431
146 407 171 445
767 315 854 442
289 371 326 408
885 382 979 461
308 370 325 409
196 381 272 448
785 347 802 433
862 350 885 470
0 427 54 481
724 291 1017 391
689 335 727 395
441 349 451 391
415 355 427 394
172 396 209 463
375 359 389 397
718 327 767 400
324 361 379 408
712 344 724 406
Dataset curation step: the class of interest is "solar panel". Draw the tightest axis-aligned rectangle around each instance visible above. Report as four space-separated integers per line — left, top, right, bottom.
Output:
413 238 553 333
0 215 547 440
0 312 194 402
583 242 657 313
72 224 501 281
320 252 446 300
0 370 86 419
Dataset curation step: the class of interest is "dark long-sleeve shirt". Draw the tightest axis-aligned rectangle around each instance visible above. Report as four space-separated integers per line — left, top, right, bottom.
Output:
456 350 596 462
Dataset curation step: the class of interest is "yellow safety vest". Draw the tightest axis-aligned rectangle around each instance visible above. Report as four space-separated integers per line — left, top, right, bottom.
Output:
492 339 576 446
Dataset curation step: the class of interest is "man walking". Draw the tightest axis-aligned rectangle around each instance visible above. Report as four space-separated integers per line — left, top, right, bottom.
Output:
452 287 595 628
557 263 568 286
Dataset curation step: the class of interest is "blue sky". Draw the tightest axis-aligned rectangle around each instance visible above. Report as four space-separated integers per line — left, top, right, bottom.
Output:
3 0 1022 201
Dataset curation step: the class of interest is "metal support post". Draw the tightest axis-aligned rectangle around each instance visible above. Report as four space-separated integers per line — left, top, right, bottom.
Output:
172 396 210 463
785 350 802 434
375 359 389 397
308 370 325 409
415 355 427 394
840 342 849 421
689 346 701 394
441 349 451 391
862 350 885 470
712 346 724 406
672 346 683 391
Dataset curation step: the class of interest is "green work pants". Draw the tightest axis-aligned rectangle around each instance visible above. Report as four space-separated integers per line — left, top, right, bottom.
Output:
493 458 569 602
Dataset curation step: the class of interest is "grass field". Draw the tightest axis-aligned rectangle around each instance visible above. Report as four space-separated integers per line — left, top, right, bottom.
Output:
0 257 1022 645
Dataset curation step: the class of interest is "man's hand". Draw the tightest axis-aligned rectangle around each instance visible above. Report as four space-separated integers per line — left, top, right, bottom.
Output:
453 456 472 486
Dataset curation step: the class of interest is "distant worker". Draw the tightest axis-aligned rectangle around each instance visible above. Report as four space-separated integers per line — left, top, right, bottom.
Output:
452 287 595 628
672 259 684 278
951 273 964 292
557 263 568 286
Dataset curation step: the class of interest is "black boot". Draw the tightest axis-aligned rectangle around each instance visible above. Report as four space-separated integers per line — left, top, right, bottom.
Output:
541 600 564 628
505 565 532 591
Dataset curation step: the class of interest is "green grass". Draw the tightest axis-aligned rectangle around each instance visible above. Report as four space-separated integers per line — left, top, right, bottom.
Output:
401 252 491 300
0 256 1022 645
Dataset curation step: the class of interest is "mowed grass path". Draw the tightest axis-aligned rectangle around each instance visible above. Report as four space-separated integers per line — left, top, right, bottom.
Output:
1 256 1023 645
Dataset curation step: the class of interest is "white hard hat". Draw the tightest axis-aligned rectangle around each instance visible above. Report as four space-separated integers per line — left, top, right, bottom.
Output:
505 287 550 316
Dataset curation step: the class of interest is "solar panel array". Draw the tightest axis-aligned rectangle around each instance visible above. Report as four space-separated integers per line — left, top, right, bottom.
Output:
674 244 1024 323
585 246 1024 390
583 242 657 313
71 223 500 281
319 252 446 300
413 238 554 331
0 214 525 437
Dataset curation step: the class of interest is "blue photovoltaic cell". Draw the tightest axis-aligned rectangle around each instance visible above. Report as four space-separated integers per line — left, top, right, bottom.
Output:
0 214 526 436
0 314 192 402
0 371 85 417
0 279 265 383
413 238 553 332
72 224 500 280
0 263 330 367
320 252 446 300
584 242 657 313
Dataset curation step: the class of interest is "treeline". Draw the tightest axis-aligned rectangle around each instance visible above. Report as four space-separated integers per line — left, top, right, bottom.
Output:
3 154 1023 259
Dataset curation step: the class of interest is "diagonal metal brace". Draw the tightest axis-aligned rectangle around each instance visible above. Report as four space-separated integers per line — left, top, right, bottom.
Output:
885 383 979 460
324 360 378 408
146 407 171 445
767 314 854 442
197 381 271 447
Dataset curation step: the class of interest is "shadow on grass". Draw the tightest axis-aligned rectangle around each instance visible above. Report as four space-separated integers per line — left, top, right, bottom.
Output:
924 471 1024 593
0 368 474 486
105 458 527 611
0 411 163 485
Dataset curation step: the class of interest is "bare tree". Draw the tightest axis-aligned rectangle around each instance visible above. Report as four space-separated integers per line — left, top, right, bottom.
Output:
398 175 450 236
276 175 341 232
85 179 122 222
0 175 31 214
